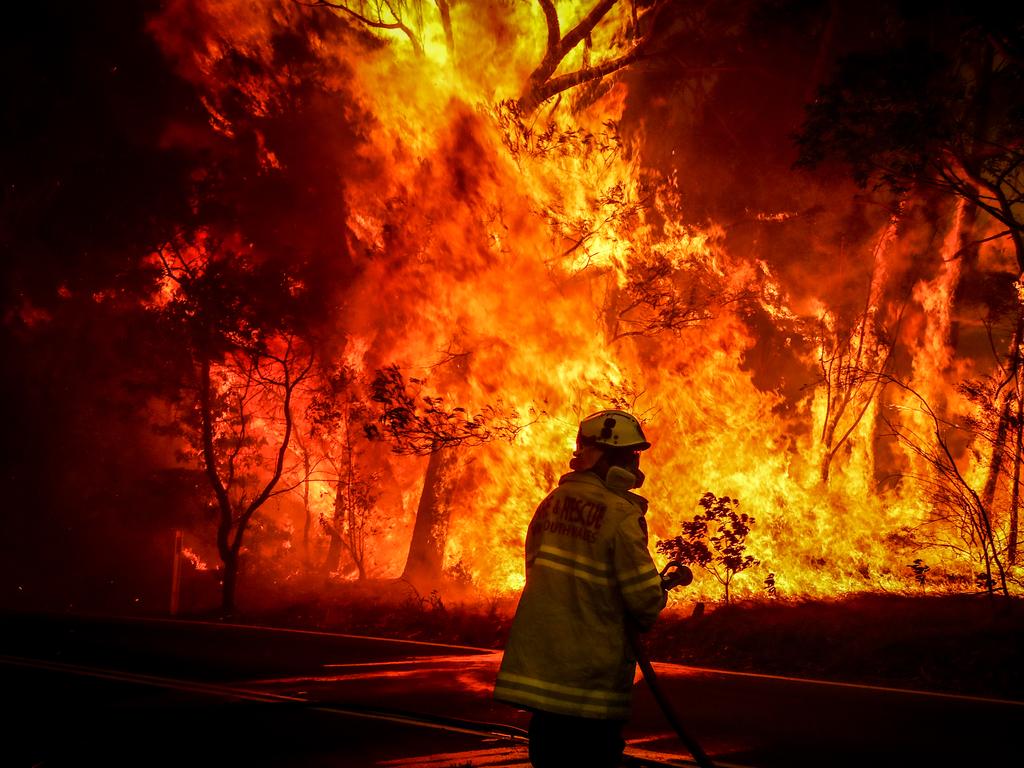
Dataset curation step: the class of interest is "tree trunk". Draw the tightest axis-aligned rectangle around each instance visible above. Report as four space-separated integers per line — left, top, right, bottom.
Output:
324 474 347 574
820 424 837 484
1009 422 1021 566
981 313 1024 548
1010 371 1023 565
436 0 454 58
324 533 344 575
302 449 311 561
201 352 238 618
343 426 365 579
402 446 457 589
221 550 238 616
980 396 1012 510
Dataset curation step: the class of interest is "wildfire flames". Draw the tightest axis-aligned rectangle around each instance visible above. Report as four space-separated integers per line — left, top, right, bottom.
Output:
136 0 1022 603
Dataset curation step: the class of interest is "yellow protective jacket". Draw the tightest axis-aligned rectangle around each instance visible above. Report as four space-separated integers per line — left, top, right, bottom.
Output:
494 470 667 720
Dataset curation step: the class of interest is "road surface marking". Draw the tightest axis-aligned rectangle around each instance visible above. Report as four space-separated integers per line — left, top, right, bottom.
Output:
649 662 1024 706
0 654 526 741
377 746 529 767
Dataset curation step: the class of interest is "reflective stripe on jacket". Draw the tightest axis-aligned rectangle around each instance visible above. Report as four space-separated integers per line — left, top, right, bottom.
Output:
494 471 666 719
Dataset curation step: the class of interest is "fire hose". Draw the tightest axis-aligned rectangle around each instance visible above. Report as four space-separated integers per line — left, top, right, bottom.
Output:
626 561 717 768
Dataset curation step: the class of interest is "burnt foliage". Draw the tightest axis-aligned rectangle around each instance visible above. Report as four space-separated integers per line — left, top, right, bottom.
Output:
364 364 522 455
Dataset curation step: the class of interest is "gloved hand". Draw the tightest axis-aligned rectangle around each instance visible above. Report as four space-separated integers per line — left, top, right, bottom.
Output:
660 561 693 591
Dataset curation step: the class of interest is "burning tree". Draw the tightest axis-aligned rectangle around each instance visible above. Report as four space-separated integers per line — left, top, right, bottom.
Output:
305 363 381 579
155 236 314 615
305 0 670 114
365 364 523 588
883 378 1014 597
814 225 904 485
611 249 744 341
816 310 894 485
798 8 1024 529
657 492 760 604
962 364 1023 566
885 384 1013 595
796 17 1024 272
496 95 743 344
296 0 447 57
44 0 1017 606
516 0 668 114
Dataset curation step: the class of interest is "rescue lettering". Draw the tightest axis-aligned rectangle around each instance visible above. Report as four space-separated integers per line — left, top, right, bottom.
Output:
538 520 598 543
533 495 607 543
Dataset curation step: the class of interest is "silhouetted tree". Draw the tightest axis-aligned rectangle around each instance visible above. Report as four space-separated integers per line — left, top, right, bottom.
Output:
517 0 669 114
961 355 1024 565
296 0 438 56
815 227 903 483
796 10 1024 269
156 236 314 615
365 363 522 587
796 3 1024 558
881 376 1011 597
908 558 930 588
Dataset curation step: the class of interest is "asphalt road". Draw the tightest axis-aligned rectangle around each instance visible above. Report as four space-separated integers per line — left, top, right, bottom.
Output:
2 612 1022 767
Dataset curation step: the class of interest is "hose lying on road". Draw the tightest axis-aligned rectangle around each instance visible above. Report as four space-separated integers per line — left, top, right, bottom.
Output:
627 626 716 768
627 561 717 768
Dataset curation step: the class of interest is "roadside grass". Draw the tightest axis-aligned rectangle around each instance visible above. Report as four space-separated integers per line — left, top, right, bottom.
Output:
239 584 1024 701
244 578 518 649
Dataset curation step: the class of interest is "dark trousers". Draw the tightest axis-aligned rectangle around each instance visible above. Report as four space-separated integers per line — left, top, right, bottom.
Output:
527 710 627 768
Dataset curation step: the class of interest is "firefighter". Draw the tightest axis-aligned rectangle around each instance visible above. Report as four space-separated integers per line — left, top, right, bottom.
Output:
494 409 672 768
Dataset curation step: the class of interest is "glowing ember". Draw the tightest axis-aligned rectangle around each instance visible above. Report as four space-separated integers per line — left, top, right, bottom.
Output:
182 547 210 572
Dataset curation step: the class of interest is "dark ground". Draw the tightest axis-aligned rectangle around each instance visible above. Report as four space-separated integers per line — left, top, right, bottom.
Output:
9 609 1021 768
241 589 1024 702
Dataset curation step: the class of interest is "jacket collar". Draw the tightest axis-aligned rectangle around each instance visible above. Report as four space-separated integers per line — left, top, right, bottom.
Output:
558 470 649 514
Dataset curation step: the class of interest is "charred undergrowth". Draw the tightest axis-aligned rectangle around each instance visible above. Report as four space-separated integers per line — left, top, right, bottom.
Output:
648 594 1024 701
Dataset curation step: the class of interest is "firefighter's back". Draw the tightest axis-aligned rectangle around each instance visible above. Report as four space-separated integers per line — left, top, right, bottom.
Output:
494 470 664 719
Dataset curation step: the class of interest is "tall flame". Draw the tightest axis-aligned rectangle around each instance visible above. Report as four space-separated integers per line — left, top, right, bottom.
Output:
148 1 1020 601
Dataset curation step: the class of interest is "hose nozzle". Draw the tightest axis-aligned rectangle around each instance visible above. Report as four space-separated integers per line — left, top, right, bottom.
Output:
660 561 693 590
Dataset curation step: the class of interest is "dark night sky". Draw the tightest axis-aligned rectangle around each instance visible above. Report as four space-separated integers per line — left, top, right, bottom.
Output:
1 1 201 611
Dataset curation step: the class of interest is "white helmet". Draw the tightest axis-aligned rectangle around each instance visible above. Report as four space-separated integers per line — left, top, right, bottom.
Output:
576 409 651 451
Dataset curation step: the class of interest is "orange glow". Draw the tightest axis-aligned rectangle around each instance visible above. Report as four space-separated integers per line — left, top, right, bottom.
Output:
148 1 1021 602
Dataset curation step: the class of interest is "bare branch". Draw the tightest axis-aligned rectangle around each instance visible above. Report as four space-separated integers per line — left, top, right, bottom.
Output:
532 0 564 86
880 374 1012 596
529 45 645 109
230 339 314 554
296 0 422 55
559 0 618 66
519 0 662 114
